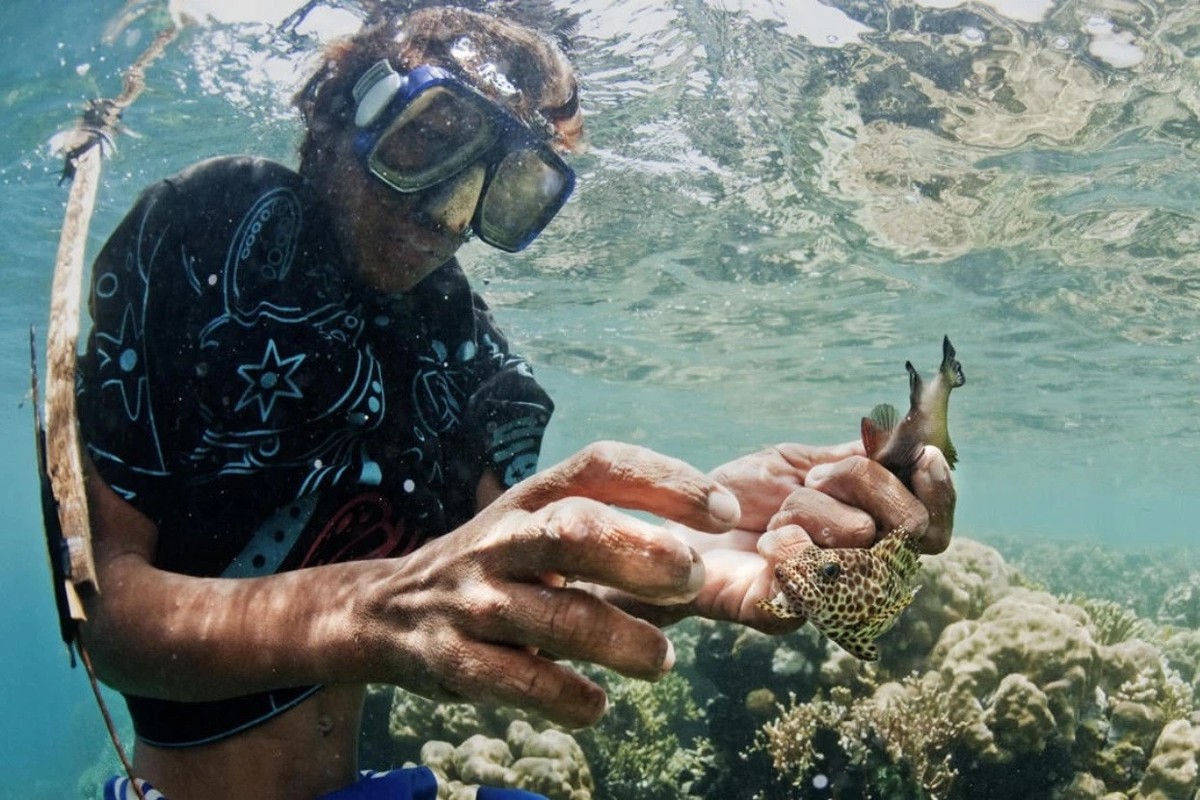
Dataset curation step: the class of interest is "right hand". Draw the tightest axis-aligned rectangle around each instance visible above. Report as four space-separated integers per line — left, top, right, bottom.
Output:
353 441 742 728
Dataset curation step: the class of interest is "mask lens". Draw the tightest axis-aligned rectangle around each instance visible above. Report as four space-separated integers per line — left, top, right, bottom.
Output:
368 86 492 191
478 149 573 252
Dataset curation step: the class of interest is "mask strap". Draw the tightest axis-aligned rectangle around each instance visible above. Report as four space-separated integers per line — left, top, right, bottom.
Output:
353 59 403 128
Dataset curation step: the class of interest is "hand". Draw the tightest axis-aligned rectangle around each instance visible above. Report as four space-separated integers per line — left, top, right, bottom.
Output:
353 441 742 728
766 444 956 555
627 443 956 634
706 441 866 533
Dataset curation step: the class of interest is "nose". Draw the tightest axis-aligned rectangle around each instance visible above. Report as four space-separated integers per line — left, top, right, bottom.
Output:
419 164 486 236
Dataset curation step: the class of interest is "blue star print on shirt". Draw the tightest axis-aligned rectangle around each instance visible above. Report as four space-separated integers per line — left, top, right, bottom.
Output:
236 338 306 422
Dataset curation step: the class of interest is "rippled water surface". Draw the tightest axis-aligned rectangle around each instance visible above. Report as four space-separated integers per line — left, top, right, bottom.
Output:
1 0 1197 794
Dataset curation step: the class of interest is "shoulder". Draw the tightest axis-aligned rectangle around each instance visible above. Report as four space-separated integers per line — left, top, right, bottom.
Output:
116 156 314 239
164 155 304 193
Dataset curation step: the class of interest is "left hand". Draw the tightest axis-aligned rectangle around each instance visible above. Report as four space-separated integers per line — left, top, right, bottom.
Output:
607 442 956 633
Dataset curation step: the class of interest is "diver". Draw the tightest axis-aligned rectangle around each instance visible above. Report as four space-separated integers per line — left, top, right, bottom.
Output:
73 6 956 799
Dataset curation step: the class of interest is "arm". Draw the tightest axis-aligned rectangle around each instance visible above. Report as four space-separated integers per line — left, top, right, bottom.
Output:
80 442 743 728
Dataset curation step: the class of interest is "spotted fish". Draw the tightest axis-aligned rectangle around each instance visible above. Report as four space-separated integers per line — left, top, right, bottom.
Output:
756 526 921 661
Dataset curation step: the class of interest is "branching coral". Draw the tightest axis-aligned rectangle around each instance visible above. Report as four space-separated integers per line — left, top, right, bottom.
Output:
574 671 712 800
1071 596 1155 647
756 688 852 784
1109 662 1196 728
757 674 967 799
844 673 969 797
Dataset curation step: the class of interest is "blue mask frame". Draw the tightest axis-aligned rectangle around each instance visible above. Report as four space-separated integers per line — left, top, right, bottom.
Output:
351 61 576 252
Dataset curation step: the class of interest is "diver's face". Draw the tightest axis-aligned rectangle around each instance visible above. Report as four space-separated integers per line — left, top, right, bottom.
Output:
323 136 486 294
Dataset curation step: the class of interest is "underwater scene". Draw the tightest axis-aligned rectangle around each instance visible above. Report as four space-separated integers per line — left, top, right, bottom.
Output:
2 0 1198 797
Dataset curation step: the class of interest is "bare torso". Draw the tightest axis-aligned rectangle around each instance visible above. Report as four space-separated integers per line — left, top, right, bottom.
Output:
133 684 366 800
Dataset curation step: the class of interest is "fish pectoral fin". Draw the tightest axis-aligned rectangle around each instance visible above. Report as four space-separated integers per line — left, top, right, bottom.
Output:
869 402 900 432
827 629 880 662
867 588 920 637
862 403 899 457
943 437 958 469
756 596 805 620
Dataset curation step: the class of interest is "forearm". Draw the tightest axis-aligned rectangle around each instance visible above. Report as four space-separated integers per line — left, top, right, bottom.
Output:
80 554 391 702
80 467 405 702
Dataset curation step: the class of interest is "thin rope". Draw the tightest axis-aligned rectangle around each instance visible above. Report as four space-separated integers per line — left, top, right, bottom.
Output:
79 643 145 800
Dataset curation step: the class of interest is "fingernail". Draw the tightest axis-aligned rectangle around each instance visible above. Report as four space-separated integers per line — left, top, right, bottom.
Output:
926 447 950 483
707 488 741 526
806 463 833 486
686 549 705 594
661 637 676 673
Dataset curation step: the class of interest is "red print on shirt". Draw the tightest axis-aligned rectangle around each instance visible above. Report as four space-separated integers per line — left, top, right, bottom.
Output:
299 492 423 567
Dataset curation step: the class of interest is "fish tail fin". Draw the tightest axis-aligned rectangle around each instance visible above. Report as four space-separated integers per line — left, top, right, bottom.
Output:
942 335 965 388
906 360 923 406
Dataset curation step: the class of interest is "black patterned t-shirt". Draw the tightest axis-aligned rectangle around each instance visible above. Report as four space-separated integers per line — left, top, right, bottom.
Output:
76 155 554 746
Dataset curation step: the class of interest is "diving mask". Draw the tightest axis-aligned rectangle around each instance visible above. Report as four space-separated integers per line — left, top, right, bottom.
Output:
352 60 575 253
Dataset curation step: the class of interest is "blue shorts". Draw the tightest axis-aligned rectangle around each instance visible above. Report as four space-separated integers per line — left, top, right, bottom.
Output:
103 767 548 799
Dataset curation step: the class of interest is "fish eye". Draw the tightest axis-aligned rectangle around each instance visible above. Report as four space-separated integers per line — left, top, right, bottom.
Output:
821 562 841 580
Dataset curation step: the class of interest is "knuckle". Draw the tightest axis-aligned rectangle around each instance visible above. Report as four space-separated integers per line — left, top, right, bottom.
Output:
542 497 605 546
573 441 618 479
544 590 589 645
433 636 482 696
472 584 513 623
844 454 874 482
903 503 931 539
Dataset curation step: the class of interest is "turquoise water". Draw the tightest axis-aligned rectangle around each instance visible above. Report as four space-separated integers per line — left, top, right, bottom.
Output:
1 0 1198 795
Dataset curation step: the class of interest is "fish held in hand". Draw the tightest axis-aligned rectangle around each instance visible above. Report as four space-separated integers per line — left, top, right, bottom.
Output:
755 526 922 661
756 337 964 660
861 335 965 489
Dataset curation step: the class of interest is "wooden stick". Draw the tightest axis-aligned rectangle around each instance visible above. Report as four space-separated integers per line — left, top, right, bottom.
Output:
46 140 103 605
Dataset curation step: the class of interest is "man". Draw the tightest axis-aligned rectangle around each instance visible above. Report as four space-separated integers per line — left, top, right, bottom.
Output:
78 7 955 799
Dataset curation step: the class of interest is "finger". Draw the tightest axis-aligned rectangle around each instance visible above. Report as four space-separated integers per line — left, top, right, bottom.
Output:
509 441 742 532
804 455 930 541
766 487 876 548
773 440 866 475
508 498 706 603
438 642 609 728
909 446 956 554
467 582 675 680
757 523 816 563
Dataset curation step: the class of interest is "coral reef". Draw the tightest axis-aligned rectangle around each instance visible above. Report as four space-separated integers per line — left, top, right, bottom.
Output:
746 541 1200 799
758 674 968 799
367 537 1200 800
419 720 593 800
573 671 712 800
986 534 1200 622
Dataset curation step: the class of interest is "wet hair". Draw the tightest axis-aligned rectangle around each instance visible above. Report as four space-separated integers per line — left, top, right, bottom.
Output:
294 5 583 177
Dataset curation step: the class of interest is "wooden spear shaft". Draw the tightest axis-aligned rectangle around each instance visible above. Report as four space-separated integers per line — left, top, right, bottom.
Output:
46 140 103 616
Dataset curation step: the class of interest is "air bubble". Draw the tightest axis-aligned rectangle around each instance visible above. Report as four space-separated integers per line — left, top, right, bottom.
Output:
1052 35 1071 50
961 26 985 44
